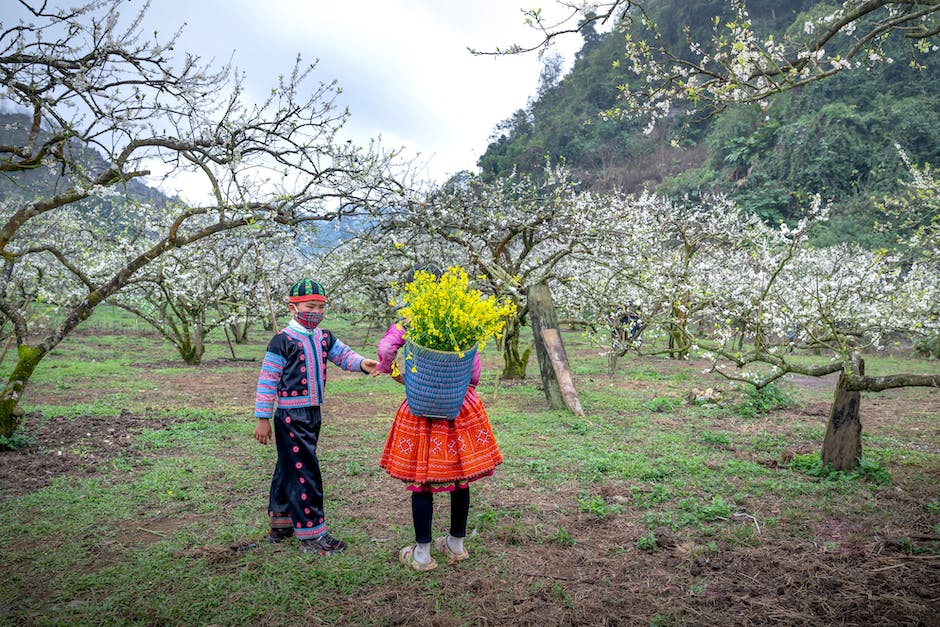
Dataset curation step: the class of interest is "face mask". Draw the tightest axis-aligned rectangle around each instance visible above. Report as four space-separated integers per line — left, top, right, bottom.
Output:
295 310 324 330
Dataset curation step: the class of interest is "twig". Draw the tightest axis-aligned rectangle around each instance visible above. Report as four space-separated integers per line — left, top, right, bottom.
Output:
871 563 908 573
217 298 238 361
733 511 761 535
519 571 575 582
0 334 14 368
137 527 168 537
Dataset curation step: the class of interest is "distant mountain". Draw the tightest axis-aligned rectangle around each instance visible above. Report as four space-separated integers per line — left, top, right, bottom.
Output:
0 112 370 248
0 112 175 221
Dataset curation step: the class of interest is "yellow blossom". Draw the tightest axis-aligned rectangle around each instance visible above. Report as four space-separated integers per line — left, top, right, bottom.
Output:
400 266 517 352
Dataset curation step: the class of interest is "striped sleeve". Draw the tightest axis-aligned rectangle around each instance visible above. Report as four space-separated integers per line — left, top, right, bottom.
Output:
327 337 365 373
254 348 287 418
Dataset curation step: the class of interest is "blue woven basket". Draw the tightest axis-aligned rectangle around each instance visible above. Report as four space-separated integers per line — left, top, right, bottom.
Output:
402 339 477 420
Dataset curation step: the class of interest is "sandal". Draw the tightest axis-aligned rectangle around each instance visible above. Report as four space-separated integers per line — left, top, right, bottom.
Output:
399 544 438 571
434 536 470 564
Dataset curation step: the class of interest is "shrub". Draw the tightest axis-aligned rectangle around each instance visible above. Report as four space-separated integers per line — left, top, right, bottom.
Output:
914 334 940 360
0 428 35 451
733 383 795 418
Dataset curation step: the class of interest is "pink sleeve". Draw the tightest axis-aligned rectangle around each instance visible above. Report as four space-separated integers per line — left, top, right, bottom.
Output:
378 321 483 384
470 352 481 387
376 323 406 374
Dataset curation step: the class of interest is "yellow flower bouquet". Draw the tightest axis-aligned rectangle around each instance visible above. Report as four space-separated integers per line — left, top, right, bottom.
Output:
398 266 516 419
400 266 516 353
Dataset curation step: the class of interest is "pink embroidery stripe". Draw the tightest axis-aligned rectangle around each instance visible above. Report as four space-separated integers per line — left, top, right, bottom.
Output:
294 523 327 540
277 396 313 407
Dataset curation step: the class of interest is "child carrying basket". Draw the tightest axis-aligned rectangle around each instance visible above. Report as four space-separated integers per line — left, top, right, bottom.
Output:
374 266 514 571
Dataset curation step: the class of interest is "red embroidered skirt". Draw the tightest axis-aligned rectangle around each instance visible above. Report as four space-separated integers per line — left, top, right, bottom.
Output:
380 387 502 492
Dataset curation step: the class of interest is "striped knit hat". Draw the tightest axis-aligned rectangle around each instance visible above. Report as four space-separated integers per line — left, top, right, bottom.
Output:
288 278 327 303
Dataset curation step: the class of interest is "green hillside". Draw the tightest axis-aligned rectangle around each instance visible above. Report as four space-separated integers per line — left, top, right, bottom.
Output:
477 0 940 247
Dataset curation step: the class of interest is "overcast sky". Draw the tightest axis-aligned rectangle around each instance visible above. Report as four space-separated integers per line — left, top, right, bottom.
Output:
144 0 584 185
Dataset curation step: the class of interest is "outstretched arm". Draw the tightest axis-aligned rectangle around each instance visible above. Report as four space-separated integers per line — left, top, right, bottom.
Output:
375 322 406 374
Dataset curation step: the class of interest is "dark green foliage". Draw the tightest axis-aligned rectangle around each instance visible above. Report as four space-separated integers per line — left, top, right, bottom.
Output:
789 452 893 486
477 0 939 246
914 335 940 360
732 383 795 418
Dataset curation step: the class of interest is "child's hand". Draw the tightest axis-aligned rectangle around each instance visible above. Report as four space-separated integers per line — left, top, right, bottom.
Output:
360 358 378 374
254 418 272 445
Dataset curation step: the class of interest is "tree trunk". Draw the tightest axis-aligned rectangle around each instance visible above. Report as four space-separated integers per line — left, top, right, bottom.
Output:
229 320 250 344
176 325 206 365
500 313 530 379
527 283 585 414
0 345 44 439
822 360 864 471
528 284 563 409
540 328 584 416
607 351 619 376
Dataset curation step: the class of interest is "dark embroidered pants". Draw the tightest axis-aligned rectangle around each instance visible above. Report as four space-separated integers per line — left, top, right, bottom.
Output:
267 406 326 540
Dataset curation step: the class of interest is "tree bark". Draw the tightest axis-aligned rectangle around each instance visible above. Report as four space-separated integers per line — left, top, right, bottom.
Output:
528 283 583 414
0 345 44 439
540 328 584 416
528 284 563 409
822 360 864 471
844 371 940 392
607 351 620 376
500 313 530 379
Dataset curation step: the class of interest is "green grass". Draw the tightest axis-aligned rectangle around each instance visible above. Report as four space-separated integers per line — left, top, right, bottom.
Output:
1 308 938 624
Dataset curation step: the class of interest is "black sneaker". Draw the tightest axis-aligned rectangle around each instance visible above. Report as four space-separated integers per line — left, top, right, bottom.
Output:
300 533 346 555
265 527 294 544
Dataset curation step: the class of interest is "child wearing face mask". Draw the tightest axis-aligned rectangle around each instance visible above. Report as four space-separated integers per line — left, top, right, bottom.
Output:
253 278 377 555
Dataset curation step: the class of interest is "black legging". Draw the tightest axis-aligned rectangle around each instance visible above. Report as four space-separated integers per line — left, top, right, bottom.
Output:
411 486 470 544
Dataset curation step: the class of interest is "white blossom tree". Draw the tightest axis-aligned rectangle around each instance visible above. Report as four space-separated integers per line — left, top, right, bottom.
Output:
554 191 777 368
557 187 939 469
312 215 463 338
483 1 939 468
108 225 308 364
0 0 404 437
369 166 630 378
701 215 938 468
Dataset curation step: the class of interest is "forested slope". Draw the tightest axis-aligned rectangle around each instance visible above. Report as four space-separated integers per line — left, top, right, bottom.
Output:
477 0 940 247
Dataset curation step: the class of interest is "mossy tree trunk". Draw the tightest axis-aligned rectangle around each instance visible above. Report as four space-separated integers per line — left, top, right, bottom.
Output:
177 335 206 365
174 318 206 365
0 345 45 439
666 301 692 360
500 312 530 380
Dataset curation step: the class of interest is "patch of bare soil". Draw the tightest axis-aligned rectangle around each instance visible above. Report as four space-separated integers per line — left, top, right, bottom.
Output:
0 410 177 497
332 481 940 626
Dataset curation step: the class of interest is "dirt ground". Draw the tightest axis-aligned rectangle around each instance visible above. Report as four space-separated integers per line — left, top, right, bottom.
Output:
2 358 940 626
